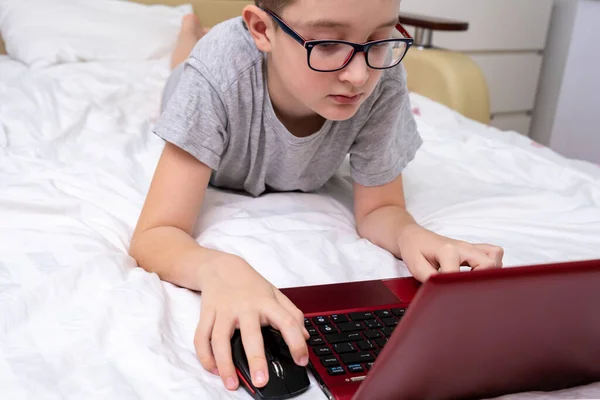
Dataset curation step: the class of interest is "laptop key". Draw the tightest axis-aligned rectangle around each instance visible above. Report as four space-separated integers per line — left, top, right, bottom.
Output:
330 314 349 323
313 346 332 356
364 330 382 340
312 316 330 325
375 338 387 348
382 317 399 327
325 332 363 344
348 312 374 321
374 349 381 357
366 362 375 370
347 363 364 373
391 308 406 317
304 318 312 327
356 340 375 351
307 328 319 336
320 356 340 367
319 325 339 334
337 322 365 332
364 319 382 329
374 310 392 318
340 352 375 364
381 327 394 338
327 366 345 376
308 337 325 346
333 343 356 354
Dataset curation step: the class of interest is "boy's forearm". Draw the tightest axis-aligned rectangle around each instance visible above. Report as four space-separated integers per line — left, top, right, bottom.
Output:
356 205 418 259
129 226 233 292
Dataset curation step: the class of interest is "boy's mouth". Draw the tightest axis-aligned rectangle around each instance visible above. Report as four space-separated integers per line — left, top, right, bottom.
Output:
329 93 362 105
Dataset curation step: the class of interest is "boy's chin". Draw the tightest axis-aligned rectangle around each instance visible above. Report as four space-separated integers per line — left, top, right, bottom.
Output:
316 103 362 121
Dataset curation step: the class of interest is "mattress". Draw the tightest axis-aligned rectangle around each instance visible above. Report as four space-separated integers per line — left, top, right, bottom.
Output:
1 56 599 399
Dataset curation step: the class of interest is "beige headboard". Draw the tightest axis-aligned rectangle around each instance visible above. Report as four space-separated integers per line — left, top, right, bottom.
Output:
0 0 251 55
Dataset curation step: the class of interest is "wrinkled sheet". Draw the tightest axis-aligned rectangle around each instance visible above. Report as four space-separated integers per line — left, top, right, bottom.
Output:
1 56 599 399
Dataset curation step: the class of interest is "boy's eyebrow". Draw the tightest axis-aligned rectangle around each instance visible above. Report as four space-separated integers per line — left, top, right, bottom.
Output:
302 17 399 30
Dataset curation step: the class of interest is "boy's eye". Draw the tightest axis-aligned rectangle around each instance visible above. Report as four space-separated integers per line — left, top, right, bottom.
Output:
315 43 347 53
370 42 387 51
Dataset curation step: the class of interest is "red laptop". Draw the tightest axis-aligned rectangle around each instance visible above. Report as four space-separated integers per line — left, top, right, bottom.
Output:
279 258 600 400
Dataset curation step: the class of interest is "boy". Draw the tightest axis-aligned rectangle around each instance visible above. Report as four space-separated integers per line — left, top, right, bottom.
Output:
129 0 504 393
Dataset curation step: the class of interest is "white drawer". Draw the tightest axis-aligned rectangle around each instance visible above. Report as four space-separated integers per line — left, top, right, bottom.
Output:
400 0 553 51
468 53 543 114
490 113 532 136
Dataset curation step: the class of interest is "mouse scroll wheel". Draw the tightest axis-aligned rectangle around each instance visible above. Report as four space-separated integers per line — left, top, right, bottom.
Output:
265 348 275 361
270 360 284 379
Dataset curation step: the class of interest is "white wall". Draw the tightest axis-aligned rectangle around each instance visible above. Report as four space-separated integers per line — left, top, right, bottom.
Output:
529 0 578 146
531 0 600 164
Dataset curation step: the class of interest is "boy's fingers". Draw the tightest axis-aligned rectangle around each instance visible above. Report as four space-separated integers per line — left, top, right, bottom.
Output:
472 243 504 267
239 316 269 388
265 303 309 367
437 244 461 273
194 307 218 374
408 254 439 282
274 291 309 339
211 319 238 391
459 246 499 271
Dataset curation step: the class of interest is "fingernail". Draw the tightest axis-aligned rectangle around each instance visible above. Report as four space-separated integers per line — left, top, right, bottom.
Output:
255 370 266 385
226 377 236 390
299 356 309 366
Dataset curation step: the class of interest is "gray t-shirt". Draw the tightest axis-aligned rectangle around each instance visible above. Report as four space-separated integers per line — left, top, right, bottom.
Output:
154 17 422 197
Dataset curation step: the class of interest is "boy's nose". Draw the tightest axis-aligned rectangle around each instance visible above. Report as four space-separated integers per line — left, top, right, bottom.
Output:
339 52 369 88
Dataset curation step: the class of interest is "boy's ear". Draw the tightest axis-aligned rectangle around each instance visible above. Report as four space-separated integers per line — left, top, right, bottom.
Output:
242 5 274 53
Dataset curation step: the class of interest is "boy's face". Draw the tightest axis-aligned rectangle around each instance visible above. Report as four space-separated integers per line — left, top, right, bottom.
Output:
268 0 402 121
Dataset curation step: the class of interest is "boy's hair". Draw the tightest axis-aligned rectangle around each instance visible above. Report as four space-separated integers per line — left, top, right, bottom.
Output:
254 0 295 15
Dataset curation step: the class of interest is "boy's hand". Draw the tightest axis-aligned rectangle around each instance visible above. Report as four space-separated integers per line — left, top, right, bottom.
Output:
397 224 504 282
194 254 309 391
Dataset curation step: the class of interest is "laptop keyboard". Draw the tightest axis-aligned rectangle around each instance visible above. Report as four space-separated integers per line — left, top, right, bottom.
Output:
304 308 406 376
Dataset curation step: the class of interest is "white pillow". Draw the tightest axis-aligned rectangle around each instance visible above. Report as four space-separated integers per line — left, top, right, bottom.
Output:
0 0 193 68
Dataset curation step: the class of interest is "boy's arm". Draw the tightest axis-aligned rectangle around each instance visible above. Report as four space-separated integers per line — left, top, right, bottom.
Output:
129 143 309 391
129 143 225 291
354 174 504 282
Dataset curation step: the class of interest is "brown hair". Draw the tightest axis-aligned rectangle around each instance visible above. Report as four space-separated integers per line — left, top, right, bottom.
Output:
254 0 296 15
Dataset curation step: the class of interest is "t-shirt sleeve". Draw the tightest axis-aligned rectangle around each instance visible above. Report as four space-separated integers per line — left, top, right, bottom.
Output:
153 57 228 170
349 65 423 186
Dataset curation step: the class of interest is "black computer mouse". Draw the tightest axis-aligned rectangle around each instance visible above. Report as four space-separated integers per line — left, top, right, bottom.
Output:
231 327 310 400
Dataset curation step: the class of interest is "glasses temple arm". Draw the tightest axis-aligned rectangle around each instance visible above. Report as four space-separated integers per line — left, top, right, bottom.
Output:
262 8 307 46
395 22 413 40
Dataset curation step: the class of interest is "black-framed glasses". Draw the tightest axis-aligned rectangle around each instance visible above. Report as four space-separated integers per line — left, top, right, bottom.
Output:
263 8 414 73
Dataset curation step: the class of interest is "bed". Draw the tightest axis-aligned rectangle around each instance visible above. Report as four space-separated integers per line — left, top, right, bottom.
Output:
1 1 600 399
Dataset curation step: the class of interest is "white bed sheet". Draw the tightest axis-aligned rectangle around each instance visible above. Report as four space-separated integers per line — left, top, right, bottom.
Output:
1 57 599 400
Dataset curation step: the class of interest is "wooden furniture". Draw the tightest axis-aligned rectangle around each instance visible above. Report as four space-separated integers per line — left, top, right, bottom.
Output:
398 12 469 48
398 12 491 124
400 0 554 136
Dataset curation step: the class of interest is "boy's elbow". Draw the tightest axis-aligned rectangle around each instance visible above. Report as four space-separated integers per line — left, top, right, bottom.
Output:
127 228 145 264
355 209 376 238
127 225 169 272
356 217 373 242
127 238 140 263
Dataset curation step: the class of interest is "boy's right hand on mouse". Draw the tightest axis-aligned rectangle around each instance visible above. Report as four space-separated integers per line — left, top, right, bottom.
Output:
194 253 310 391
